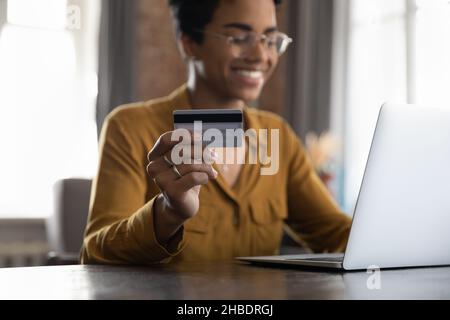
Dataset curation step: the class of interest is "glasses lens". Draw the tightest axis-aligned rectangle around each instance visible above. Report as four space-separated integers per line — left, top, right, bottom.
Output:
229 33 291 56
230 34 251 46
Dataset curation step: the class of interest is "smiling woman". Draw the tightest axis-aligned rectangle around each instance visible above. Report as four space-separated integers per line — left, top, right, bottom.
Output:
81 0 352 265
174 0 285 104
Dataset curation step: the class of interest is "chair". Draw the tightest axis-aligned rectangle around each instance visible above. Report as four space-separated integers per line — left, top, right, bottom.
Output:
46 179 92 265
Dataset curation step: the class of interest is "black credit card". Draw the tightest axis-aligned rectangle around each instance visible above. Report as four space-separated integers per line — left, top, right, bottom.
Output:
173 109 244 147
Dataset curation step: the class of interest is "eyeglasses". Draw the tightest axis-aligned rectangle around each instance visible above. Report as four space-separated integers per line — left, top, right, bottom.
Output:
195 29 293 57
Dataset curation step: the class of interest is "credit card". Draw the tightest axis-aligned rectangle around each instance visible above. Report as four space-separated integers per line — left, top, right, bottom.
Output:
173 109 243 147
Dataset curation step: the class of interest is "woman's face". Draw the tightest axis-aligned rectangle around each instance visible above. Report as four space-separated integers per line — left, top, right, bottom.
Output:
187 0 280 103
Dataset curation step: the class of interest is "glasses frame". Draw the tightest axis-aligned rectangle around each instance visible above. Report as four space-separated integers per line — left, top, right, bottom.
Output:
195 29 293 57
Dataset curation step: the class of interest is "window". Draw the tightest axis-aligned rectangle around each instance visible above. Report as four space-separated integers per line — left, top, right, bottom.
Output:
0 1 6 28
0 0 100 218
414 0 450 105
341 0 450 213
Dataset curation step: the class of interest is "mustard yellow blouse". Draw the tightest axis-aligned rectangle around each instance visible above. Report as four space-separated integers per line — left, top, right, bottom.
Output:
81 85 351 265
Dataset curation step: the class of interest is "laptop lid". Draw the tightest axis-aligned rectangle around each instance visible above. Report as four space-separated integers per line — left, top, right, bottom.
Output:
343 103 450 270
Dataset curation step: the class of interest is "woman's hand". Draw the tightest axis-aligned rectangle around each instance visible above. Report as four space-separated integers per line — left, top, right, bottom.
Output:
146 131 218 244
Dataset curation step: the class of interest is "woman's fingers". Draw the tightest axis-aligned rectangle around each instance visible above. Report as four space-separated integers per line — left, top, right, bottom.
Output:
152 168 178 192
147 130 187 162
148 130 217 164
167 143 217 165
177 163 218 180
147 131 219 210
147 156 218 181
174 172 210 193
153 168 213 200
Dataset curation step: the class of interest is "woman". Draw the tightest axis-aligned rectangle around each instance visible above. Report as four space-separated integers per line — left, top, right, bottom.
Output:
81 0 351 265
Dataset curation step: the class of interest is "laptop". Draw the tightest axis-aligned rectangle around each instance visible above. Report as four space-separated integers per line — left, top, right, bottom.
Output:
237 103 450 270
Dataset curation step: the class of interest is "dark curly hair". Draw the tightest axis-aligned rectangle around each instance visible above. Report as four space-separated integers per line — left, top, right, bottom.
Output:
168 0 283 44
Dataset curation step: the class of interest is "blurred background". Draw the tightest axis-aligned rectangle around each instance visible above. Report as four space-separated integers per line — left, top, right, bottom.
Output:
0 0 449 267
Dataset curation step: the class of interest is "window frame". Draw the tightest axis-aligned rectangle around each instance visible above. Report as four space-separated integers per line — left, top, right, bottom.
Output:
330 0 351 209
405 0 417 103
0 0 7 29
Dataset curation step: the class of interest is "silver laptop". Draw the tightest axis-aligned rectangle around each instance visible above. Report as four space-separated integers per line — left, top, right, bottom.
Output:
237 103 450 270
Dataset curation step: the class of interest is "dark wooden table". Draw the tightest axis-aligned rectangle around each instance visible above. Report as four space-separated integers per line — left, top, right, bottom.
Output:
0 261 449 299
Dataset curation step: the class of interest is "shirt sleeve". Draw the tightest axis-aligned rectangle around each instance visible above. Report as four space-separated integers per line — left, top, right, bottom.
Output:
284 123 352 253
80 112 186 265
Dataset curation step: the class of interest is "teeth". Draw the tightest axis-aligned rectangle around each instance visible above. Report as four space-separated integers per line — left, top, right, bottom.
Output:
235 70 263 79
